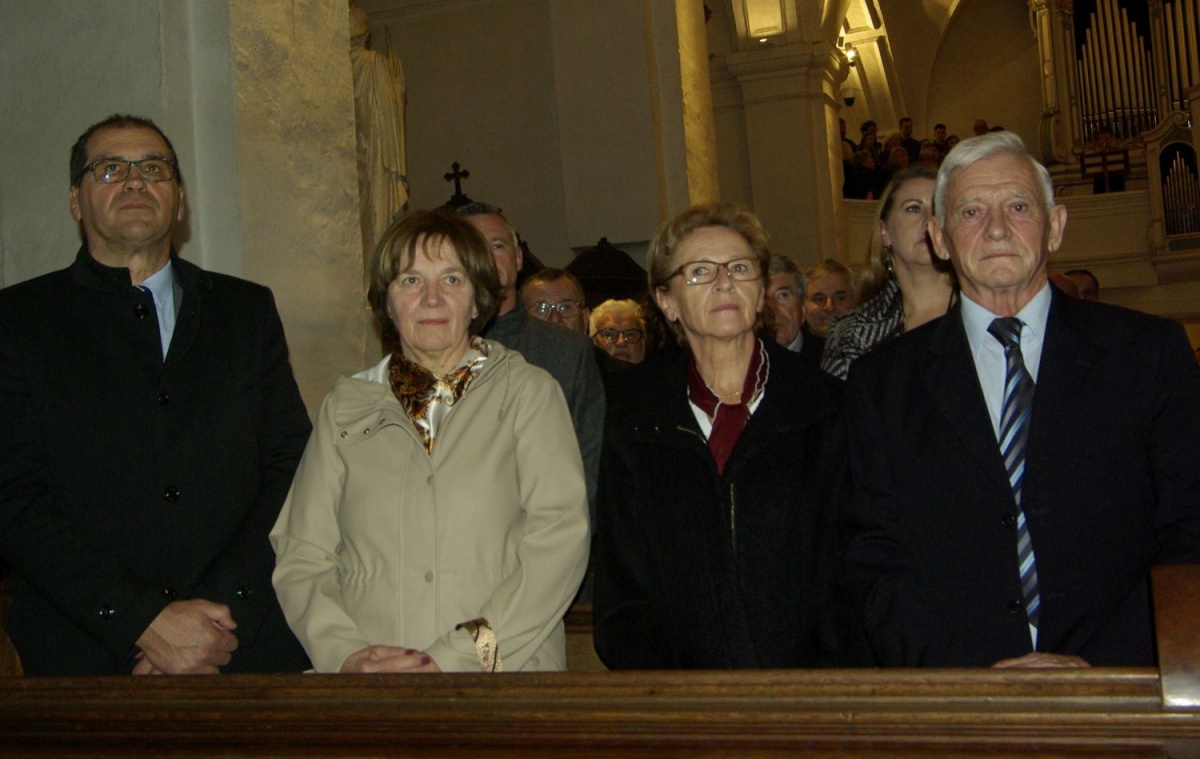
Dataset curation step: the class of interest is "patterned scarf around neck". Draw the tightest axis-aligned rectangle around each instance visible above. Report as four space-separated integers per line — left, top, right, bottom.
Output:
686 339 768 475
388 337 490 453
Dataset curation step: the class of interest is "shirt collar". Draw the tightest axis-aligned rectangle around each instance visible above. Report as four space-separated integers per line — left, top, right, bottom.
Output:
140 259 174 303
961 281 1052 358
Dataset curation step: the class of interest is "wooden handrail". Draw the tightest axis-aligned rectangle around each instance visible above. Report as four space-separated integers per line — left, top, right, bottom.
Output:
0 566 1195 756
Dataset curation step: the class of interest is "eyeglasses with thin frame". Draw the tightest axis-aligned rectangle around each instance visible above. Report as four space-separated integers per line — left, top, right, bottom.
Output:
664 258 759 286
80 157 178 184
595 328 644 345
529 300 584 318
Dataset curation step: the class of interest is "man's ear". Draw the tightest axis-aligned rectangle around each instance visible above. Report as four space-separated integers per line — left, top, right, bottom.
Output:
928 219 952 262
1046 204 1068 253
69 186 82 222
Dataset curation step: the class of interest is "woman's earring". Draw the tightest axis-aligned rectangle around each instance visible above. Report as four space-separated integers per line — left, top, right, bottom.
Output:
883 245 895 274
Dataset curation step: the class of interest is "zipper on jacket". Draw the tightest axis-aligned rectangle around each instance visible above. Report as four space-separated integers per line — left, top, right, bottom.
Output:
729 481 737 556
675 424 737 555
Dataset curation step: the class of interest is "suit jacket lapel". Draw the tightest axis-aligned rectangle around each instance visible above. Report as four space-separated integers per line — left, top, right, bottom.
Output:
1024 288 1102 495
163 256 204 373
922 307 1013 494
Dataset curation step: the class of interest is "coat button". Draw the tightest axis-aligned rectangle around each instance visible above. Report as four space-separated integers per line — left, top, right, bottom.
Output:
1000 512 1016 527
133 303 149 319
162 587 177 600
1007 599 1024 615
98 606 116 620
157 391 170 406
236 585 253 600
163 486 180 502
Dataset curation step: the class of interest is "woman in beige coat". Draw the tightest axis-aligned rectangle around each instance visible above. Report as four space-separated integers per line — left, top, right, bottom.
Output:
271 209 589 673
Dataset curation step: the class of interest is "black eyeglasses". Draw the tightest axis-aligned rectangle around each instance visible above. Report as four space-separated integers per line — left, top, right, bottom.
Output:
80 157 178 184
529 300 584 318
595 328 644 345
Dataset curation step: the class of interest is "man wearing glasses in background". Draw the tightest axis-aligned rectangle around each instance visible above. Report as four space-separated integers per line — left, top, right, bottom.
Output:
458 203 604 522
0 115 311 675
520 268 590 334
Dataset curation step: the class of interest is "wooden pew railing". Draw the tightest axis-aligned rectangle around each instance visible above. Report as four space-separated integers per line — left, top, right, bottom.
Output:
0 566 1198 757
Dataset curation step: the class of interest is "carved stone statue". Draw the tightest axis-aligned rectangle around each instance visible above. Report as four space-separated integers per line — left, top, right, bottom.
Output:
349 0 408 264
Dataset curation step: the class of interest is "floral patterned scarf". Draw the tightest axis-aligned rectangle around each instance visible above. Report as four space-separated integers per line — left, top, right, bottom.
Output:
388 337 489 453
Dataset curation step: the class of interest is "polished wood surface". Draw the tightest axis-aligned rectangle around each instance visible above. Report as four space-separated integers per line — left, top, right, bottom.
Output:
0 667 1190 757
1154 564 1200 708
1 570 1198 756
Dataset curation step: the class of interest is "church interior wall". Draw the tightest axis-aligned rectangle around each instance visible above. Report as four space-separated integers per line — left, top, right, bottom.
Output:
923 0 1042 150
548 0 663 250
370 0 576 265
2 0 1197 398
0 0 165 290
706 2 754 212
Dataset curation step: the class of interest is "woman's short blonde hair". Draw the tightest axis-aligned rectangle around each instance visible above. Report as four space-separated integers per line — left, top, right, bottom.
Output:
367 208 502 340
646 203 771 345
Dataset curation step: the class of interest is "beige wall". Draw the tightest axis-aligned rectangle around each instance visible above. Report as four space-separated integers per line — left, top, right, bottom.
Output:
366 0 696 262
0 0 368 415
0 0 165 289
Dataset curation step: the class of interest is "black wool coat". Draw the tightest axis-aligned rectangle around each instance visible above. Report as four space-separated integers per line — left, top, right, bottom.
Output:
0 248 312 674
593 338 870 669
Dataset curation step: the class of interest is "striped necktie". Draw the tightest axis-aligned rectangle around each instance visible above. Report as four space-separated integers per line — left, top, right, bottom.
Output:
988 316 1041 630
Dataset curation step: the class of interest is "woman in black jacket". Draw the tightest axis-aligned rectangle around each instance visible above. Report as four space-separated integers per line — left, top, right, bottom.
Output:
593 204 870 669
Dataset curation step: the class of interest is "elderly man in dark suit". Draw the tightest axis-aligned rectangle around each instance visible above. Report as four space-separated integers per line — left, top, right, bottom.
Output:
845 131 1200 668
0 115 311 675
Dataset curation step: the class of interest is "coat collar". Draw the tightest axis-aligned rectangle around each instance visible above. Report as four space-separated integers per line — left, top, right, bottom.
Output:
614 338 841 461
68 245 210 296
69 246 212 371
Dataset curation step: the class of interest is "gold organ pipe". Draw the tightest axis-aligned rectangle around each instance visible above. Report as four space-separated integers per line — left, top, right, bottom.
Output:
1138 41 1153 132
1086 26 1104 139
1080 38 1094 140
1098 3 1117 126
1185 0 1199 88
1111 0 1131 134
1095 20 1112 128
1165 0 1181 108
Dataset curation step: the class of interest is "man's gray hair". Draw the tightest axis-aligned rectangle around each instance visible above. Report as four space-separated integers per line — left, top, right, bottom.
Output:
934 132 1055 226
767 254 806 294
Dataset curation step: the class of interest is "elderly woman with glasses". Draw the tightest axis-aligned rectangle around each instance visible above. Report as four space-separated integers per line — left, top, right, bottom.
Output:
589 299 648 364
593 204 869 670
270 209 589 674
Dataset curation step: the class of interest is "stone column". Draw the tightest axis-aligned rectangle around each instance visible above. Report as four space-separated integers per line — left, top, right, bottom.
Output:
228 0 371 413
675 0 720 206
725 43 850 263
1030 0 1077 165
